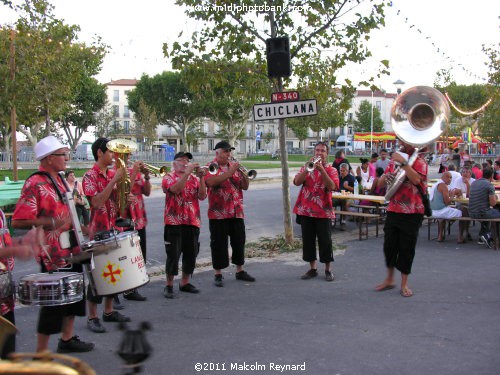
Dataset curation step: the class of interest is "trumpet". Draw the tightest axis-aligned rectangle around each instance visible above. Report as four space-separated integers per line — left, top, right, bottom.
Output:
196 163 218 175
230 157 257 180
306 156 322 172
141 162 168 177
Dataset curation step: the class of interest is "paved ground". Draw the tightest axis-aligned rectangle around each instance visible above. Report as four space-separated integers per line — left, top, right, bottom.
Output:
12 217 500 375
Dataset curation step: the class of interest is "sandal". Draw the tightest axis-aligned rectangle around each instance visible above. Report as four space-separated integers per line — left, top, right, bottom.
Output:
400 288 413 298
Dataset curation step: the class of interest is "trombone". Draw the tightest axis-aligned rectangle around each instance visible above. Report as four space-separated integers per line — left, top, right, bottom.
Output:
306 156 322 172
141 163 168 177
230 157 257 180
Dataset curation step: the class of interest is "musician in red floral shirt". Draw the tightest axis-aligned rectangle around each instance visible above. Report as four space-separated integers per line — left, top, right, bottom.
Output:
162 152 207 298
205 141 254 287
1 209 43 359
12 135 94 353
293 142 339 282
82 138 130 334
121 161 151 301
375 142 428 298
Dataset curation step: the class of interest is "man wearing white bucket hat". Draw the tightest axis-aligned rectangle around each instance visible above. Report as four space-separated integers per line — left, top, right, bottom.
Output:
12 135 94 353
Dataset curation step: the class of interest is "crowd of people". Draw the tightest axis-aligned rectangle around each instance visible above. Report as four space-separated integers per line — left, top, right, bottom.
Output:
0 136 498 360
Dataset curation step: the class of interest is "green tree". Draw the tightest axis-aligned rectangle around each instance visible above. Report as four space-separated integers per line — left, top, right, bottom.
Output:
127 71 204 152
133 98 160 150
165 0 388 243
0 0 106 148
182 58 270 148
353 100 384 132
58 76 107 150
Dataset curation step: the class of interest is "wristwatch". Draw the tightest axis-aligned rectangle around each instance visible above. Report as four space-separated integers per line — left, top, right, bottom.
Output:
400 161 408 167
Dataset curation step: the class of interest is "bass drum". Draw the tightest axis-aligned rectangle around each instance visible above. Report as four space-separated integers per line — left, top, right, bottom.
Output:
86 231 149 296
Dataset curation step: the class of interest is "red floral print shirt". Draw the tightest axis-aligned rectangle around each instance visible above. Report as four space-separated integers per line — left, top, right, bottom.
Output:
125 168 148 230
162 172 202 227
82 164 119 234
204 160 245 220
293 164 340 219
385 156 428 214
0 213 14 316
12 167 79 271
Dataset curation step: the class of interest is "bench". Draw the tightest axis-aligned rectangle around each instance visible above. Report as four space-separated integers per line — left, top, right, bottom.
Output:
425 216 500 249
334 210 380 240
350 203 387 217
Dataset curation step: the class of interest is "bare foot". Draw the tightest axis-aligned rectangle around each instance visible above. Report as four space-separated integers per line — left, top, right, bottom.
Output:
400 287 413 297
375 282 396 291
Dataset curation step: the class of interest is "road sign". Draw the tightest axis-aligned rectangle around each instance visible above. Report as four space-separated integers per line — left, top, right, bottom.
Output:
253 99 317 121
271 91 300 102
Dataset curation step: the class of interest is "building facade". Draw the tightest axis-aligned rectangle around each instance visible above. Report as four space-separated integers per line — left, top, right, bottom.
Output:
101 80 397 155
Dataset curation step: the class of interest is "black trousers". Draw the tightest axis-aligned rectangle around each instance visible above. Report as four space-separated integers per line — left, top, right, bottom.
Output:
300 216 334 264
383 212 423 275
209 218 246 270
164 225 200 275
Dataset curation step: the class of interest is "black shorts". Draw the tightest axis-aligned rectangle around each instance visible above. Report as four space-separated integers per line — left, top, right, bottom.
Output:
37 263 86 335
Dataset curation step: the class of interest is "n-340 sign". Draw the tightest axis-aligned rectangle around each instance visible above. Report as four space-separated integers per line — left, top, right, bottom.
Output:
253 99 317 121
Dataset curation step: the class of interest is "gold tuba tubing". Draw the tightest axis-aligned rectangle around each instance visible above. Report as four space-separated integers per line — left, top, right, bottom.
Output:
384 86 450 201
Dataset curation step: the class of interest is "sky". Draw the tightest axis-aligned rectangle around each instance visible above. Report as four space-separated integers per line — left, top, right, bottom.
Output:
1 0 499 95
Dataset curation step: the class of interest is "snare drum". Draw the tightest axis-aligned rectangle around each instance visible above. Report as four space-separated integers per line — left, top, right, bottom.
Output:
86 231 149 296
18 272 84 306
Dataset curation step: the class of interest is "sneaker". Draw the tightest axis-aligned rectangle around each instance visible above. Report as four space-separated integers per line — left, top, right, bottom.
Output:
113 295 124 310
57 336 94 353
179 283 200 293
163 286 178 299
123 290 147 301
87 318 106 333
214 274 224 287
325 270 335 282
301 269 318 280
235 270 255 282
479 234 491 246
486 239 494 249
102 311 131 323
478 237 486 245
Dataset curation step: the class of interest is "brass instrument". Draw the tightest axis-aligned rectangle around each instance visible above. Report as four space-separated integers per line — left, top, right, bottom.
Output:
385 86 449 201
196 163 218 175
141 162 168 177
306 156 322 172
230 157 257 180
106 139 137 220
0 316 96 374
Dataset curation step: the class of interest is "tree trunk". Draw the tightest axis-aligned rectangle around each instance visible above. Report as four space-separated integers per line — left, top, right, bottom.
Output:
277 78 294 244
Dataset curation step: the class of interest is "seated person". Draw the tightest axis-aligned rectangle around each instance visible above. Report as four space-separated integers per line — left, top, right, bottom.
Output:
469 167 500 248
331 163 356 230
430 171 462 242
450 166 475 243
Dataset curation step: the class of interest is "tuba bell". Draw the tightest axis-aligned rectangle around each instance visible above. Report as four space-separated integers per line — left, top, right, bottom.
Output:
106 139 137 223
384 86 450 201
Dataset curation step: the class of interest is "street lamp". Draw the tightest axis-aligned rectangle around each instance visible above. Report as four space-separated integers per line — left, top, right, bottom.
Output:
370 89 374 153
393 79 405 95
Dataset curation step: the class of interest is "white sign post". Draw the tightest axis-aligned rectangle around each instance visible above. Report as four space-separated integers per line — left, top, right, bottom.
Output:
253 99 317 121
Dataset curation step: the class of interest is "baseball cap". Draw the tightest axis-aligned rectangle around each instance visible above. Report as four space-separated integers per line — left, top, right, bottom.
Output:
214 141 235 150
174 151 193 160
34 136 67 161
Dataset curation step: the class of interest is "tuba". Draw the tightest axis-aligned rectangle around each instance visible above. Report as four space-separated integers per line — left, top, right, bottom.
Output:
384 86 450 201
106 139 137 223
0 316 96 374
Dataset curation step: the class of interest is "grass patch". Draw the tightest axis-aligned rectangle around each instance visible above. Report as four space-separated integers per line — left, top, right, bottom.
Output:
246 235 303 258
0 168 88 181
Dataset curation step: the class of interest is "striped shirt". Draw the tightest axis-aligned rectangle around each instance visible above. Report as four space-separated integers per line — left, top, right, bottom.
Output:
468 179 495 218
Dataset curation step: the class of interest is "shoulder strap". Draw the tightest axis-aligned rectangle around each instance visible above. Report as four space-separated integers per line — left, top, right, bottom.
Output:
27 171 66 202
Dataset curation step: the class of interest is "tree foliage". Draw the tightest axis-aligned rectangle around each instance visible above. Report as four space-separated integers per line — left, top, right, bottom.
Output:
164 0 388 242
127 71 204 152
352 100 384 132
182 58 270 147
0 0 106 148
133 98 160 150
58 76 107 150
